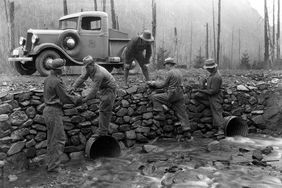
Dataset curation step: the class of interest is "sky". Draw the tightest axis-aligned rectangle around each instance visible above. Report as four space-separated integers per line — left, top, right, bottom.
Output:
248 0 264 17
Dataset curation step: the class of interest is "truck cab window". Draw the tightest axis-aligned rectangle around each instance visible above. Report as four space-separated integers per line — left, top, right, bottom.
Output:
59 17 78 29
81 17 101 31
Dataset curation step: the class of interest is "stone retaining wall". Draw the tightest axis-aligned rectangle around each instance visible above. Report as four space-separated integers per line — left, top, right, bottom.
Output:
0 81 276 168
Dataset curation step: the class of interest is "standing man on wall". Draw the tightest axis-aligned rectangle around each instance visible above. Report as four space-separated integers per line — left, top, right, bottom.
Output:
72 55 117 137
124 30 154 86
43 58 82 172
195 59 225 135
147 57 191 139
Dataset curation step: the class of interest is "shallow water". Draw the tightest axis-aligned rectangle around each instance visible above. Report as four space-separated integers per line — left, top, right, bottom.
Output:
2 135 282 188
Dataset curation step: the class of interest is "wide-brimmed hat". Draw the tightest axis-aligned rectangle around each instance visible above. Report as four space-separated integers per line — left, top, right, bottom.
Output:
139 30 154 42
203 59 217 69
47 58 66 70
83 55 95 66
164 57 176 65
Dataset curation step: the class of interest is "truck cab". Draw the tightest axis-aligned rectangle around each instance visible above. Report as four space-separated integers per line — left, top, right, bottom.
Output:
8 11 130 76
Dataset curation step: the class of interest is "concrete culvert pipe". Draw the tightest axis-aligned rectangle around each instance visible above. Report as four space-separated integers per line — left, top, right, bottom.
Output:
85 136 121 159
224 116 248 137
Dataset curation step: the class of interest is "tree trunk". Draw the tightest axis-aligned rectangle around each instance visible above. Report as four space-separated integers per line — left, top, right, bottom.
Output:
63 0 68 15
277 0 280 59
152 0 157 64
273 0 275 59
231 27 234 68
110 0 117 29
103 0 106 12
205 23 209 58
239 28 241 64
189 22 193 67
212 0 216 60
9 1 15 51
264 0 270 67
174 27 178 64
216 0 221 65
94 0 98 11
116 16 119 30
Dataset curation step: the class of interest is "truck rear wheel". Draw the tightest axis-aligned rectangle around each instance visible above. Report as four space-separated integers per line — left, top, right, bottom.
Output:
12 61 36 75
35 50 60 76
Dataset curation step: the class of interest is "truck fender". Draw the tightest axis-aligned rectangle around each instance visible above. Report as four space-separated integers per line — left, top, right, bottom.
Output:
31 43 83 65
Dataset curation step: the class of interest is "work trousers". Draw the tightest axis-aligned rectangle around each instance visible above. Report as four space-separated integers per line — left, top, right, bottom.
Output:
96 88 116 135
151 88 190 128
43 106 66 171
195 93 225 129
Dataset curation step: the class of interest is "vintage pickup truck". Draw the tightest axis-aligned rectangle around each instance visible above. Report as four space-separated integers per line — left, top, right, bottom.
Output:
8 11 131 76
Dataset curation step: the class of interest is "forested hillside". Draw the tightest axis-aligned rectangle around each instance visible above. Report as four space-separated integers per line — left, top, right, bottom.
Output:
0 0 264 73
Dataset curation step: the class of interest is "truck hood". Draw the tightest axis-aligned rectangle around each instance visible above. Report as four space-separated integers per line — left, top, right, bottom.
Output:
28 29 65 35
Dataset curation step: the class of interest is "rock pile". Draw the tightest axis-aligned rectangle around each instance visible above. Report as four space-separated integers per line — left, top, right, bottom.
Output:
0 81 280 168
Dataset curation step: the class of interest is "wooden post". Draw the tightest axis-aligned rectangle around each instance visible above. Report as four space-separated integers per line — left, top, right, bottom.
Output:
205 23 209 58
110 0 117 29
277 0 280 59
94 0 98 11
152 0 157 64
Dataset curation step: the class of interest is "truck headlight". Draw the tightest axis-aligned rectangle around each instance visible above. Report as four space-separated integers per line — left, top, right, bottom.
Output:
19 37 26 46
66 38 76 49
31 34 39 44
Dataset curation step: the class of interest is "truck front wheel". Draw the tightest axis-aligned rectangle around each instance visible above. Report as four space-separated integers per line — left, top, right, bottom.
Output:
35 50 60 76
12 61 36 75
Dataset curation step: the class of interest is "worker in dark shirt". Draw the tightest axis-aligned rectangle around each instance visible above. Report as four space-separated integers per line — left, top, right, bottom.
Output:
195 59 225 135
124 30 154 86
148 57 191 139
43 58 82 172
72 55 117 136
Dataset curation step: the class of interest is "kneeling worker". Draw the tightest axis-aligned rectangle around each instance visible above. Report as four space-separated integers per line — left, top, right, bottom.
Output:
147 57 191 134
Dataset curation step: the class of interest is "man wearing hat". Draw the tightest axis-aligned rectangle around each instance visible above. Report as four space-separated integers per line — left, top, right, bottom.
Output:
43 58 82 172
195 58 225 135
72 55 117 137
124 30 154 86
147 57 191 139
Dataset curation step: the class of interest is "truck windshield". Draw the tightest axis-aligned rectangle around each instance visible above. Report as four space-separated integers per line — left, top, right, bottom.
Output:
59 17 78 29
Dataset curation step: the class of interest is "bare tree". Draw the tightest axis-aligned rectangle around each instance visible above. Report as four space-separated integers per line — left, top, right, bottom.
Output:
174 27 178 64
239 28 241 64
273 0 275 58
94 0 98 11
212 0 216 59
216 0 221 65
110 0 117 29
205 23 209 58
231 27 234 66
189 22 193 67
264 0 270 67
63 0 68 15
152 0 157 64
277 0 280 59
9 1 15 50
103 0 106 12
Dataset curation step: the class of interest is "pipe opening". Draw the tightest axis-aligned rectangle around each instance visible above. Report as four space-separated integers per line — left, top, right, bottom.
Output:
87 136 121 159
225 116 248 137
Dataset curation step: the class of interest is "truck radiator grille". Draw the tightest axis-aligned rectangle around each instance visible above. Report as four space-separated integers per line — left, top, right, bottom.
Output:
25 32 33 52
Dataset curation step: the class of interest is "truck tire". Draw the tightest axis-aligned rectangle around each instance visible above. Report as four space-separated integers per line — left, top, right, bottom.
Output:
35 50 60 76
58 30 81 56
12 61 36 75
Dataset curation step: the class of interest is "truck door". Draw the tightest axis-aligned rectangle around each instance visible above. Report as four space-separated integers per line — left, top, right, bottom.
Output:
79 16 108 60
